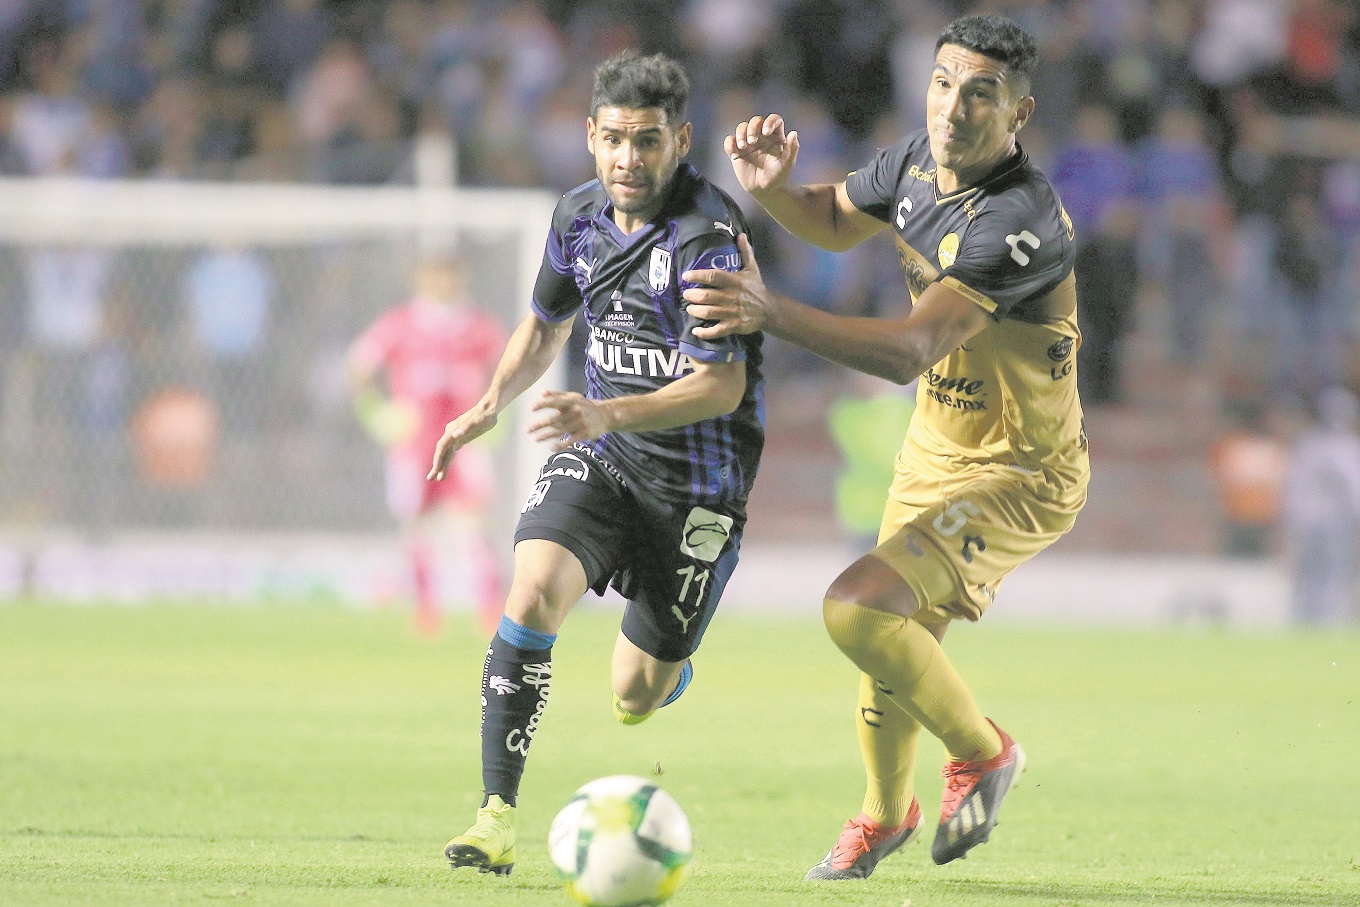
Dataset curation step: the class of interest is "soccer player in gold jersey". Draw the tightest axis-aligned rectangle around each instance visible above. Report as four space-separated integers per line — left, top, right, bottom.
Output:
684 14 1089 878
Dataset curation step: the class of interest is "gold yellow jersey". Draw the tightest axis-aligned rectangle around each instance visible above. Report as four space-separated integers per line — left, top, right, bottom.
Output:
846 130 1089 500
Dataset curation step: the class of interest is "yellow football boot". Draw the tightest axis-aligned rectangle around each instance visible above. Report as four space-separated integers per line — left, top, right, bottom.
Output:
445 795 516 875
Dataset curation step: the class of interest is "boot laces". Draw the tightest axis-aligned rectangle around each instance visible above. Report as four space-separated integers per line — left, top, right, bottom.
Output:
832 816 878 866
941 760 983 813
469 801 512 839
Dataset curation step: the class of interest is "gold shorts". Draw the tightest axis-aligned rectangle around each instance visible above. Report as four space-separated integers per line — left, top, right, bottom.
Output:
870 459 1086 622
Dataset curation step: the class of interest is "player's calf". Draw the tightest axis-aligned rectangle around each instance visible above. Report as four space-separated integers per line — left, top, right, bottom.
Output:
611 660 693 725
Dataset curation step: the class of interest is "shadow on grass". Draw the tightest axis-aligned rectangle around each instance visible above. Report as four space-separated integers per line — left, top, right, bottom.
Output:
944 877 1355 906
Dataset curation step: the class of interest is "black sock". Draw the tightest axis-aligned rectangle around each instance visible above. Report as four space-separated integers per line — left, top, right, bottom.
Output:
479 627 553 806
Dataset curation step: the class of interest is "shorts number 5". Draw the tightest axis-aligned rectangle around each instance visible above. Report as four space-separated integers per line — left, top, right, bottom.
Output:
932 500 982 537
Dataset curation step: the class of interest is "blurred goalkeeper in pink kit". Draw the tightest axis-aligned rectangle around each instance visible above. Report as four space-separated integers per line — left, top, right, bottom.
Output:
347 254 507 636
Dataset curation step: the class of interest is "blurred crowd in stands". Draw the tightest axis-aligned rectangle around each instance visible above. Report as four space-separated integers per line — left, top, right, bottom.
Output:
3 0 1360 613
2 0 1360 406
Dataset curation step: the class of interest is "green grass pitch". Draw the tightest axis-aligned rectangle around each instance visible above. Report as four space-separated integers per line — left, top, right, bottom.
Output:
2 600 1358 906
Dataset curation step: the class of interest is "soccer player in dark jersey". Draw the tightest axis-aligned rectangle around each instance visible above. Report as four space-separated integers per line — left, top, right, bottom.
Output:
684 15 1088 879
427 50 764 877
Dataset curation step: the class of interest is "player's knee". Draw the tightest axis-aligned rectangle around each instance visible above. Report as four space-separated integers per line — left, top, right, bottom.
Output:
822 595 859 653
502 580 569 629
824 560 915 647
825 554 919 616
612 681 664 717
823 595 899 661
612 659 691 716
613 692 656 719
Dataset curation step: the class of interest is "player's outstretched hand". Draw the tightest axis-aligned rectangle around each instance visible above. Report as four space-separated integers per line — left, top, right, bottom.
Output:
530 390 610 451
683 233 772 339
726 113 799 197
428 404 497 481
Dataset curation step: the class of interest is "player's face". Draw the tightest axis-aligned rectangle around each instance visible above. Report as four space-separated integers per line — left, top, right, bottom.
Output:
926 44 1034 192
587 105 692 231
417 261 464 303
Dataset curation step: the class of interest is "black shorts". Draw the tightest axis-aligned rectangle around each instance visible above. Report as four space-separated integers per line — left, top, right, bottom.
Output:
514 447 744 662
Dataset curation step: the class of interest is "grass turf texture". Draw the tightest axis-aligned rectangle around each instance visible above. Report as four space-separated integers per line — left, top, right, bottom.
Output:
1 601 1357 907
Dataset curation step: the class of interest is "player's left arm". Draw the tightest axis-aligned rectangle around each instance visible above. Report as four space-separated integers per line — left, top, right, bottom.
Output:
528 359 745 451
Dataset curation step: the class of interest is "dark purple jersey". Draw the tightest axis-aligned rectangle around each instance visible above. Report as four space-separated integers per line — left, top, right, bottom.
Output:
531 164 765 513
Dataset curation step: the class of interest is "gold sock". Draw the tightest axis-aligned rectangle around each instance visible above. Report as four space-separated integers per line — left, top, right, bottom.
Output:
825 597 1000 762
855 670 921 826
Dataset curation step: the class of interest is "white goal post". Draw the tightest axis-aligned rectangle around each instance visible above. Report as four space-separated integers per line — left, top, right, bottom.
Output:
0 176 559 603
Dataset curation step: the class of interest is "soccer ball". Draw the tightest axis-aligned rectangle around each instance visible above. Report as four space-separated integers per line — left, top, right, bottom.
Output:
548 775 692 907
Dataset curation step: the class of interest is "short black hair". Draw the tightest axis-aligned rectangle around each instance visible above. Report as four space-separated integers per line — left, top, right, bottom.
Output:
590 51 690 126
936 15 1038 90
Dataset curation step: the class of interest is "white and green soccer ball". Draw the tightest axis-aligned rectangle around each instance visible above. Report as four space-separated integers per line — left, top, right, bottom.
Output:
548 775 692 907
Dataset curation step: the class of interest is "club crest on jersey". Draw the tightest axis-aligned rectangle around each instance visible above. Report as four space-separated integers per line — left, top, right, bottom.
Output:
680 506 733 562
648 246 671 292
938 233 959 269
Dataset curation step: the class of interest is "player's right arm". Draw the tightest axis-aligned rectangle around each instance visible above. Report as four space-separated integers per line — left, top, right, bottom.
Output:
727 113 884 252
428 312 573 481
432 191 589 480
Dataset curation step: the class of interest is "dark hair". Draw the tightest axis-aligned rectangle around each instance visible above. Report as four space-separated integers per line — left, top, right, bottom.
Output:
590 51 690 126
936 15 1038 88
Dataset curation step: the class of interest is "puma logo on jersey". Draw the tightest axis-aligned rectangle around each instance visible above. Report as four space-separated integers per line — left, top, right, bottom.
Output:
574 256 597 281
712 220 736 237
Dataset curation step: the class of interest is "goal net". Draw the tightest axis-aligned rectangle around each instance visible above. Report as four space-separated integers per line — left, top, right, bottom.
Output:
0 177 559 605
